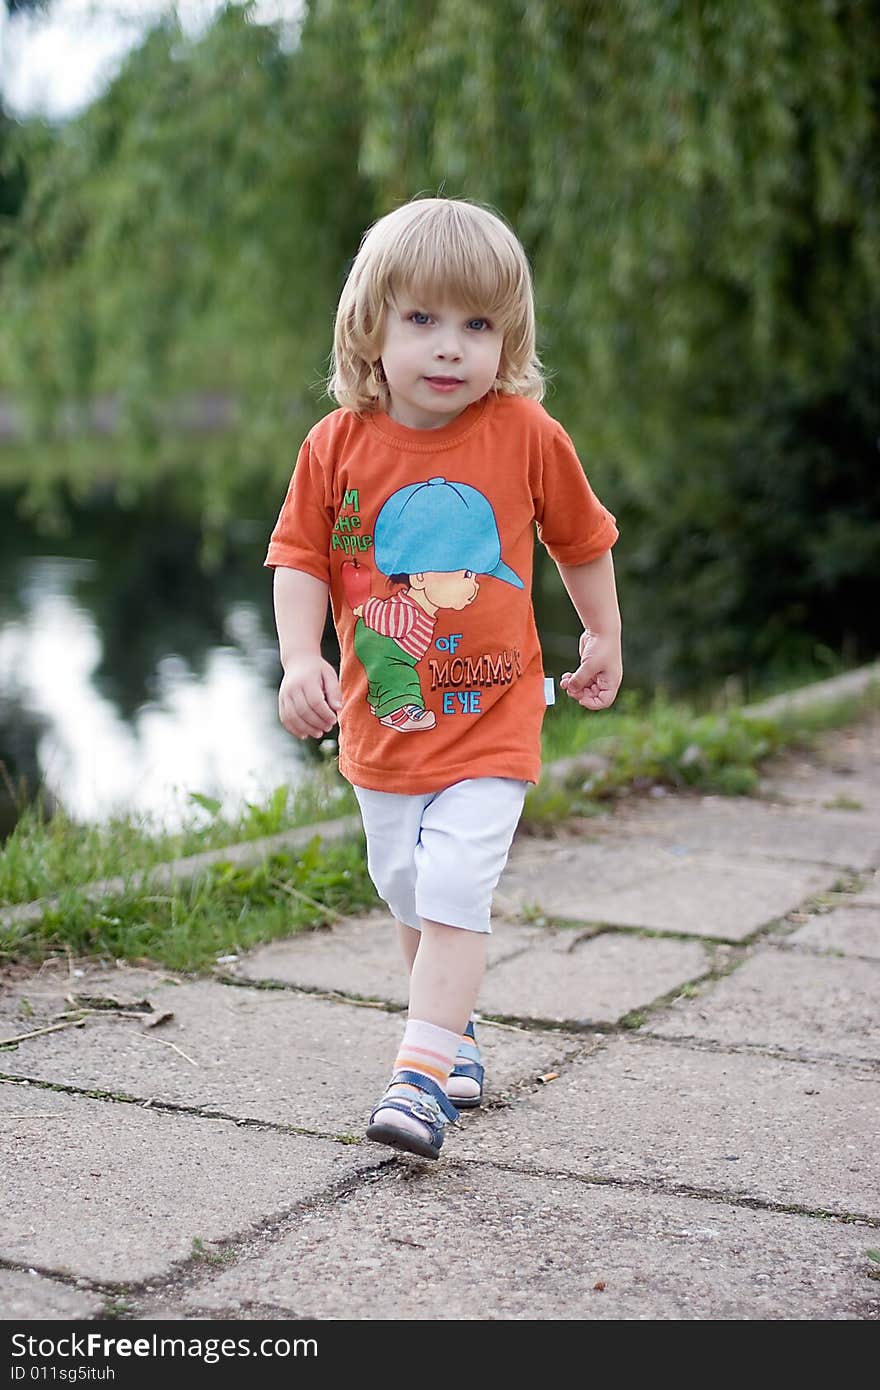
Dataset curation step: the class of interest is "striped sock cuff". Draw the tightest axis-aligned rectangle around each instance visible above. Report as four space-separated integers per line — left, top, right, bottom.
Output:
393 1018 460 1087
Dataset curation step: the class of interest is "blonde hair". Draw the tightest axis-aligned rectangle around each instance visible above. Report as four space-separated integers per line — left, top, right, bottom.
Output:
329 197 544 413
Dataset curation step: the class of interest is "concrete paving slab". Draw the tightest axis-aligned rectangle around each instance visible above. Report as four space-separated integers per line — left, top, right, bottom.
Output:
0 1081 369 1285
612 796 880 871
162 1166 879 1321
496 837 675 918
235 914 543 1007
0 983 566 1128
503 844 835 939
0 1270 104 1320
853 870 880 907
453 1038 880 1215
478 931 710 1024
788 906 880 960
759 713 880 813
763 769 880 815
0 963 187 1030
646 949 880 1061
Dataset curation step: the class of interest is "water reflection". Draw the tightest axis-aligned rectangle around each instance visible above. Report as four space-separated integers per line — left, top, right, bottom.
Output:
0 516 308 829
0 492 583 832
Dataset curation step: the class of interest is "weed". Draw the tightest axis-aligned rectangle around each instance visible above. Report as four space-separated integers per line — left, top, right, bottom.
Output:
518 902 549 926
102 1295 134 1320
619 1009 647 1030
190 1235 235 1265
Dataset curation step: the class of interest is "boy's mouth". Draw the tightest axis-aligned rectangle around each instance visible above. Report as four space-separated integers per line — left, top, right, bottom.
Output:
424 376 465 390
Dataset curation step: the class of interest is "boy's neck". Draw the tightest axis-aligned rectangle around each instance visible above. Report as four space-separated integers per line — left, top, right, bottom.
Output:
387 401 471 431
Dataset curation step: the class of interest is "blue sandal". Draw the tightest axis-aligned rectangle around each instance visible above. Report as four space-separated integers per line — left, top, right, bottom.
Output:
366 1070 460 1160
447 1020 484 1110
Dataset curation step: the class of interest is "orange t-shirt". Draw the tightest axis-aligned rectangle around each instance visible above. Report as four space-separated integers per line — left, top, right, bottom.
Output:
265 392 618 794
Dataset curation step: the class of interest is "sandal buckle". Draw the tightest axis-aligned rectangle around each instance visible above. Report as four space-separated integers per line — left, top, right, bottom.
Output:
409 1097 443 1125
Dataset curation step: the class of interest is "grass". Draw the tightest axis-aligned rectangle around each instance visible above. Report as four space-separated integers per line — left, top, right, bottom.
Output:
1 838 378 974
0 756 356 909
1 679 877 973
523 681 880 824
524 694 781 823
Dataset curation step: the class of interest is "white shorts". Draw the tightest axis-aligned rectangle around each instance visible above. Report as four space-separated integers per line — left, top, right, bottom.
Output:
353 778 528 934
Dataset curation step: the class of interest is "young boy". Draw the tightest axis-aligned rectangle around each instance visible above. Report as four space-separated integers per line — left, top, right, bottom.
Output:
266 196 622 1159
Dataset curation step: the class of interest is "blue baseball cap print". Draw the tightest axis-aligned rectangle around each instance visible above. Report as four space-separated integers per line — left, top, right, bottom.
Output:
373 477 524 588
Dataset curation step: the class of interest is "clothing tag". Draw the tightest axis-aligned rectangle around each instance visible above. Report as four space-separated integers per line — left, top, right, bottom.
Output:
544 676 556 706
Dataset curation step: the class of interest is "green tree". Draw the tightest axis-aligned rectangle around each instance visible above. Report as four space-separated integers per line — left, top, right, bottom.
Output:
1 0 877 689
1 4 372 497
0 0 49 247
352 0 880 685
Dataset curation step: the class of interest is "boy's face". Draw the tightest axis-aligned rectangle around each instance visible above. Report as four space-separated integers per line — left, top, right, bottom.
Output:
379 300 503 430
409 570 480 612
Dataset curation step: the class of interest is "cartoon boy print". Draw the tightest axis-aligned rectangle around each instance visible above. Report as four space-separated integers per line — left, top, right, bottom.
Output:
342 476 523 733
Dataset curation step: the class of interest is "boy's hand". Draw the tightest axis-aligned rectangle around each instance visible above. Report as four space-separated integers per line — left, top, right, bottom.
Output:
560 630 622 711
278 656 343 739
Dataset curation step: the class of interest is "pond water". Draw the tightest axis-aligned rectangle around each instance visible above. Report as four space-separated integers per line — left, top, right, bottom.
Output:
0 494 583 832
0 500 309 832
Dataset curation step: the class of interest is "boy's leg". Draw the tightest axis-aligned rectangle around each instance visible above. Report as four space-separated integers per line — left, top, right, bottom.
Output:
408 919 488 1034
397 919 480 1104
368 921 486 1149
368 780 526 1154
396 920 420 971
415 778 526 1110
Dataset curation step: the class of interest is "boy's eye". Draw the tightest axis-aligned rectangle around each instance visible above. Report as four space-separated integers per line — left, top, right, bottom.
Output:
409 312 432 326
467 318 491 332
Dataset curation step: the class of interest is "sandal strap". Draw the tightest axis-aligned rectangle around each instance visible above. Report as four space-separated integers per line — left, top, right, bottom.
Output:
368 1081 456 1149
368 1094 445 1154
388 1070 460 1123
449 1058 484 1086
451 1027 483 1086
369 1098 444 1137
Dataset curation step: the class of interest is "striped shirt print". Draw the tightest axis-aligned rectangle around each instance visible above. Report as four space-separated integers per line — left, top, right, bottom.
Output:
362 592 435 660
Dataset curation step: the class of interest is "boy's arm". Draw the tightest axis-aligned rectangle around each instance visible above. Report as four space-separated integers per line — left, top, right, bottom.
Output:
555 550 623 711
273 567 343 739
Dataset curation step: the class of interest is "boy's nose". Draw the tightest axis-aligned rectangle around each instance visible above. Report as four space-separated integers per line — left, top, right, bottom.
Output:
434 334 463 360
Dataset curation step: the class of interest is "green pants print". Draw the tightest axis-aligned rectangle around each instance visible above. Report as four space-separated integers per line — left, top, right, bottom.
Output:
353 622 425 718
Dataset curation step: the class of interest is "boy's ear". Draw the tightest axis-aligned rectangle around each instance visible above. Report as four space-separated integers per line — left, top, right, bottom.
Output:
410 572 425 585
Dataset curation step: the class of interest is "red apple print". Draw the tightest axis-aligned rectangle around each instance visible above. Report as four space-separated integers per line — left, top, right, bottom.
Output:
341 559 372 607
